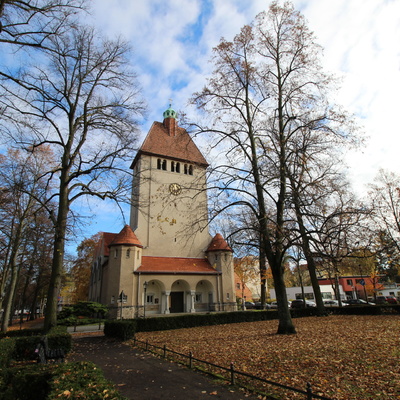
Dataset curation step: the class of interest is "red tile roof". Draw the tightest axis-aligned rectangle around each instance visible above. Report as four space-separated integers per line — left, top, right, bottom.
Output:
97 232 117 257
109 225 142 248
136 256 219 274
207 233 233 252
131 120 208 169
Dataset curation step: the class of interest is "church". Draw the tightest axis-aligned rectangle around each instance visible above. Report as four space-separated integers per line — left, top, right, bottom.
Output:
89 105 237 318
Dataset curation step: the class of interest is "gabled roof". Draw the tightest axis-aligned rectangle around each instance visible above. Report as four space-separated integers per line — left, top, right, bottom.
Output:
131 121 208 169
206 233 233 252
109 225 143 248
135 256 219 275
96 232 117 257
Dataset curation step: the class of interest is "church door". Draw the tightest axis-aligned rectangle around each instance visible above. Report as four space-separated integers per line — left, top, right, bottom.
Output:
170 291 184 313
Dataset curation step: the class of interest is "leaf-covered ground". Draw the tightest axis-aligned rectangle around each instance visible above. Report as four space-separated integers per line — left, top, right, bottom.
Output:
134 315 400 400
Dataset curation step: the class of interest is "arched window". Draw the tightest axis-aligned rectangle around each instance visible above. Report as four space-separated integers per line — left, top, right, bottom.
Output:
162 160 167 170
184 164 188 174
176 162 180 173
157 159 162 169
171 161 175 172
189 165 193 175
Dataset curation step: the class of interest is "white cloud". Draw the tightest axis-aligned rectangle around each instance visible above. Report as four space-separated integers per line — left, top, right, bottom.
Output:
77 0 400 241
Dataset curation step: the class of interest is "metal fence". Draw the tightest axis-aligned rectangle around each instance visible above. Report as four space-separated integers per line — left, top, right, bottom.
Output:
132 337 334 400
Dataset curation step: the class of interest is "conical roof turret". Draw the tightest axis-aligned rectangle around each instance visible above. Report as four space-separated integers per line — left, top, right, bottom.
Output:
207 233 233 252
109 225 142 248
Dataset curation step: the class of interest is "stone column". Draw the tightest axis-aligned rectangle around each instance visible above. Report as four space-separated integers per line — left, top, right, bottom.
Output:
190 290 196 313
164 291 170 314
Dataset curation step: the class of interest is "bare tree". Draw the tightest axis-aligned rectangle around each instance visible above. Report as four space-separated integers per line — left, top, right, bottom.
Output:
0 24 145 330
369 169 400 251
191 2 359 334
0 0 86 49
0 147 53 331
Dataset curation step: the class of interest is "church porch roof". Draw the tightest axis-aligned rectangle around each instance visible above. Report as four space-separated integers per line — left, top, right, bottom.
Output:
135 256 219 275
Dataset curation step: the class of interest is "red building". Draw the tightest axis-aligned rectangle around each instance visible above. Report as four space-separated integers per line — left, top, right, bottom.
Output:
318 275 385 300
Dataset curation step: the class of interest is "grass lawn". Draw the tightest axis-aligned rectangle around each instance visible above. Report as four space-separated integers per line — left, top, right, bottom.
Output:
135 314 400 400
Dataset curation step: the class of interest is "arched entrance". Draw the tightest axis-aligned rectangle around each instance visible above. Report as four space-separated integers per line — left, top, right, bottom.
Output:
170 280 190 313
195 280 214 311
143 280 164 315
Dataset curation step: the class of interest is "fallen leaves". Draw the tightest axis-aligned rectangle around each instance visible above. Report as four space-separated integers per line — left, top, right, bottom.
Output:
134 315 400 400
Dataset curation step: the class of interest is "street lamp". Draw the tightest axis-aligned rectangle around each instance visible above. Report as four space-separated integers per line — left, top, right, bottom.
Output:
143 281 148 318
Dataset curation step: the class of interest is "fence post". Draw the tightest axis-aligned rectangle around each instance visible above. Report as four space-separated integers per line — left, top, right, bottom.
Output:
230 362 235 385
189 351 193 369
163 344 166 358
306 382 313 400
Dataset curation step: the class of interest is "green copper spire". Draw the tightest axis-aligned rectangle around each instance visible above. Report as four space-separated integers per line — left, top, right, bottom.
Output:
163 101 177 119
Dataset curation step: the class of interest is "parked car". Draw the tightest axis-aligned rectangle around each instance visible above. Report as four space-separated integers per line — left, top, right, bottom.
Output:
254 302 271 309
290 299 316 308
376 295 398 304
244 301 255 309
270 301 291 309
323 300 339 307
346 299 374 306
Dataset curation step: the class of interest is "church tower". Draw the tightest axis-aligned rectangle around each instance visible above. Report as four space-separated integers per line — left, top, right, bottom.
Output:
130 105 211 258
90 106 237 317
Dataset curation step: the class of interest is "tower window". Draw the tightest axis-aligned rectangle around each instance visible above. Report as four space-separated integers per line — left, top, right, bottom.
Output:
184 164 188 174
126 248 130 258
157 159 161 169
189 165 193 175
162 160 167 170
171 161 175 172
176 162 180 173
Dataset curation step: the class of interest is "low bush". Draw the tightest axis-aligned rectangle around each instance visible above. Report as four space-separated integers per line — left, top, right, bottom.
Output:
1 326 71 362
132 310 280 334
0 338 15 369
104 320 137 340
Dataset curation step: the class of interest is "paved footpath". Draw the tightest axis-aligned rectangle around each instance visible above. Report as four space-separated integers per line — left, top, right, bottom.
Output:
68 335 261 400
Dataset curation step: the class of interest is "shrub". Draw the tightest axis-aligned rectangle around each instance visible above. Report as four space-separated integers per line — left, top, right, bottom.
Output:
0 338 15 369
6 326 71 361
104 320 137 340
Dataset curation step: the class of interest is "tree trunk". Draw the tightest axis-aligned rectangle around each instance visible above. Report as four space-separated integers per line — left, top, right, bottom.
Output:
44 182 69 332
271 262 296 334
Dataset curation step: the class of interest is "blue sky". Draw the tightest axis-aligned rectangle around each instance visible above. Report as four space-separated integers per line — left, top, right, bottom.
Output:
71 0 400 252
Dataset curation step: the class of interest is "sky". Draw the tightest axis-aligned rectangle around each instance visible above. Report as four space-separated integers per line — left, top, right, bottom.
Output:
75 0 400 250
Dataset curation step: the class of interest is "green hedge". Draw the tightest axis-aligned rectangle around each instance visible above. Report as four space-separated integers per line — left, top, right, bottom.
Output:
0 326 71 363
11 326 71 362
0 339 15 369
330 304 400 315
104 320 137 340
0 362 126 400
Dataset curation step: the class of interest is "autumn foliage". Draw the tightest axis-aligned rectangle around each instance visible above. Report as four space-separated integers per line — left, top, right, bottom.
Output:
136 315 400 399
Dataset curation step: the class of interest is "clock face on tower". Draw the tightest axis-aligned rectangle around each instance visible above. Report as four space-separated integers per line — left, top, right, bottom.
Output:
169 183 182 195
